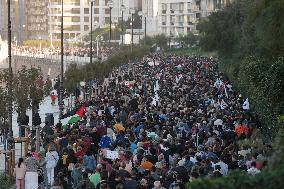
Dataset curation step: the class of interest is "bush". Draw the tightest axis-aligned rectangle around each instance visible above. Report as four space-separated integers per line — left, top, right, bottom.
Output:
0 174 14 189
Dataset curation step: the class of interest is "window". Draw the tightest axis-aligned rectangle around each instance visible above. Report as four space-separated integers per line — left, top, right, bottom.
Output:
84 16 89 22
105 8 110 14
72 17 80 22
162 3 167 11
162 15 166 22
84 8 89 14
94 8 99 14
84 25 89 31
64 25 80 31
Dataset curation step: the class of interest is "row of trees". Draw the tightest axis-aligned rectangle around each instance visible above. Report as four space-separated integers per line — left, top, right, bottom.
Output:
0 66 50 130
199 0 284 134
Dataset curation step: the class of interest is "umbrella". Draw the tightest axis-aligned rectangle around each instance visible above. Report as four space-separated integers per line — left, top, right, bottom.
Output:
68 114 81 124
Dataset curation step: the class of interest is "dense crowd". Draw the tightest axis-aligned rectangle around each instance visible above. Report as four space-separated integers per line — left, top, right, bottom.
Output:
14 54 270 189
12 45 118 59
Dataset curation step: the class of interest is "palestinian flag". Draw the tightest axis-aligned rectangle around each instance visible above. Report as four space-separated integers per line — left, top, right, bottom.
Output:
76 104 86 118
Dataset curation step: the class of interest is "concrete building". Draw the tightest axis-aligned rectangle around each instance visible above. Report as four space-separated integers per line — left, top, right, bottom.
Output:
141 0 159 36
48 0 140 42
0 0 24 42
25 0 49 40
156 0 230 37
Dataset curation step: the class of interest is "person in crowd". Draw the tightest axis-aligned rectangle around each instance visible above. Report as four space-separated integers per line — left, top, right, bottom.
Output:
45 144 59 186
38 152 48 189
89 164 102 188
25 152 39 189
14 157 26 189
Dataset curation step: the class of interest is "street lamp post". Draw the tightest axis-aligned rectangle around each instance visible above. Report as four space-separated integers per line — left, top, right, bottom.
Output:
138 11 143 46
108 0 113 45
90 0 95 64
121 4 125 46
59 0 64 119
130 8 135 52
144 16 147 46
7 0 13 172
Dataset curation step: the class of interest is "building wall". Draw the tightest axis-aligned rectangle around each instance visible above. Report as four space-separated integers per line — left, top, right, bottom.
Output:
48 0 139 41
25 0 48 40
156 0 230 37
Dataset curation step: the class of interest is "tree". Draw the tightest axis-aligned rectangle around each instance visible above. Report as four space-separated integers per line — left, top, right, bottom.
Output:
199 1 246 55
0 87 9 130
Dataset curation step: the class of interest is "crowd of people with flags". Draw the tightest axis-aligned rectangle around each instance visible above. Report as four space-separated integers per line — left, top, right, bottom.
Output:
14 53 270 189
12 44 118 59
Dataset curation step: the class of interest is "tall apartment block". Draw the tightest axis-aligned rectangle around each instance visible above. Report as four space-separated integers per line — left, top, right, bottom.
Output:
158 0 231 37
25 0 49 40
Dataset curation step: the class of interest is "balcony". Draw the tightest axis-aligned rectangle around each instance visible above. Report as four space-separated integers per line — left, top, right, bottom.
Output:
162 22 166 25
170 22 175 26
170 9 175 14
162 10 167 14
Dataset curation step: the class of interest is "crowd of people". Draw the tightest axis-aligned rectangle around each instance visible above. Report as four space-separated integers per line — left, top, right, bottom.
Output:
13 53 270 189
12 44 118 59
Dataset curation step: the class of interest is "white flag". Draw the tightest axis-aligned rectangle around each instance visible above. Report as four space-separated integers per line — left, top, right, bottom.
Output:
214 78 222 89
224 85 228 98
154 80 159 92
220 99 228 110
243 98 250 110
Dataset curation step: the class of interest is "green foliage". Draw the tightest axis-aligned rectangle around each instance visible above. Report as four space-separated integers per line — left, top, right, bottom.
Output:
241 0 284 57
0 66 45 123
177 32 199 47
199 1 245 55
64 46 150 92
0 87 9 129
0 174 14 189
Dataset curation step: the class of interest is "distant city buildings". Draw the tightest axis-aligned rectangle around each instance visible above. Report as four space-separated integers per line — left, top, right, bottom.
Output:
157 0 230 37
0 0 232 42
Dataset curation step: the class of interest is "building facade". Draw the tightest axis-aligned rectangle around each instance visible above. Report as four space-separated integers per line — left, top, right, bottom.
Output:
157 0 230 37
48 0 140 41
0 0 24 42
25 0 49 40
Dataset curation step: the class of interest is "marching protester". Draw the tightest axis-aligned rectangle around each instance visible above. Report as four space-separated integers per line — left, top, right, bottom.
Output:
25 152 39 189
14 158 26 189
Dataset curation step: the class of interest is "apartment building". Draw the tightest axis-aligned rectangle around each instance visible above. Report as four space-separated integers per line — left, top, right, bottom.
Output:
158 0 230 37
48 0 139 41
25 0 49 40
141 0 159 36
0 0 24 42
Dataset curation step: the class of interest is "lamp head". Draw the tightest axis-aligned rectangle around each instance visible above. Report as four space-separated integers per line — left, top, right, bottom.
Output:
108 0 113 8
121 4 126 11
